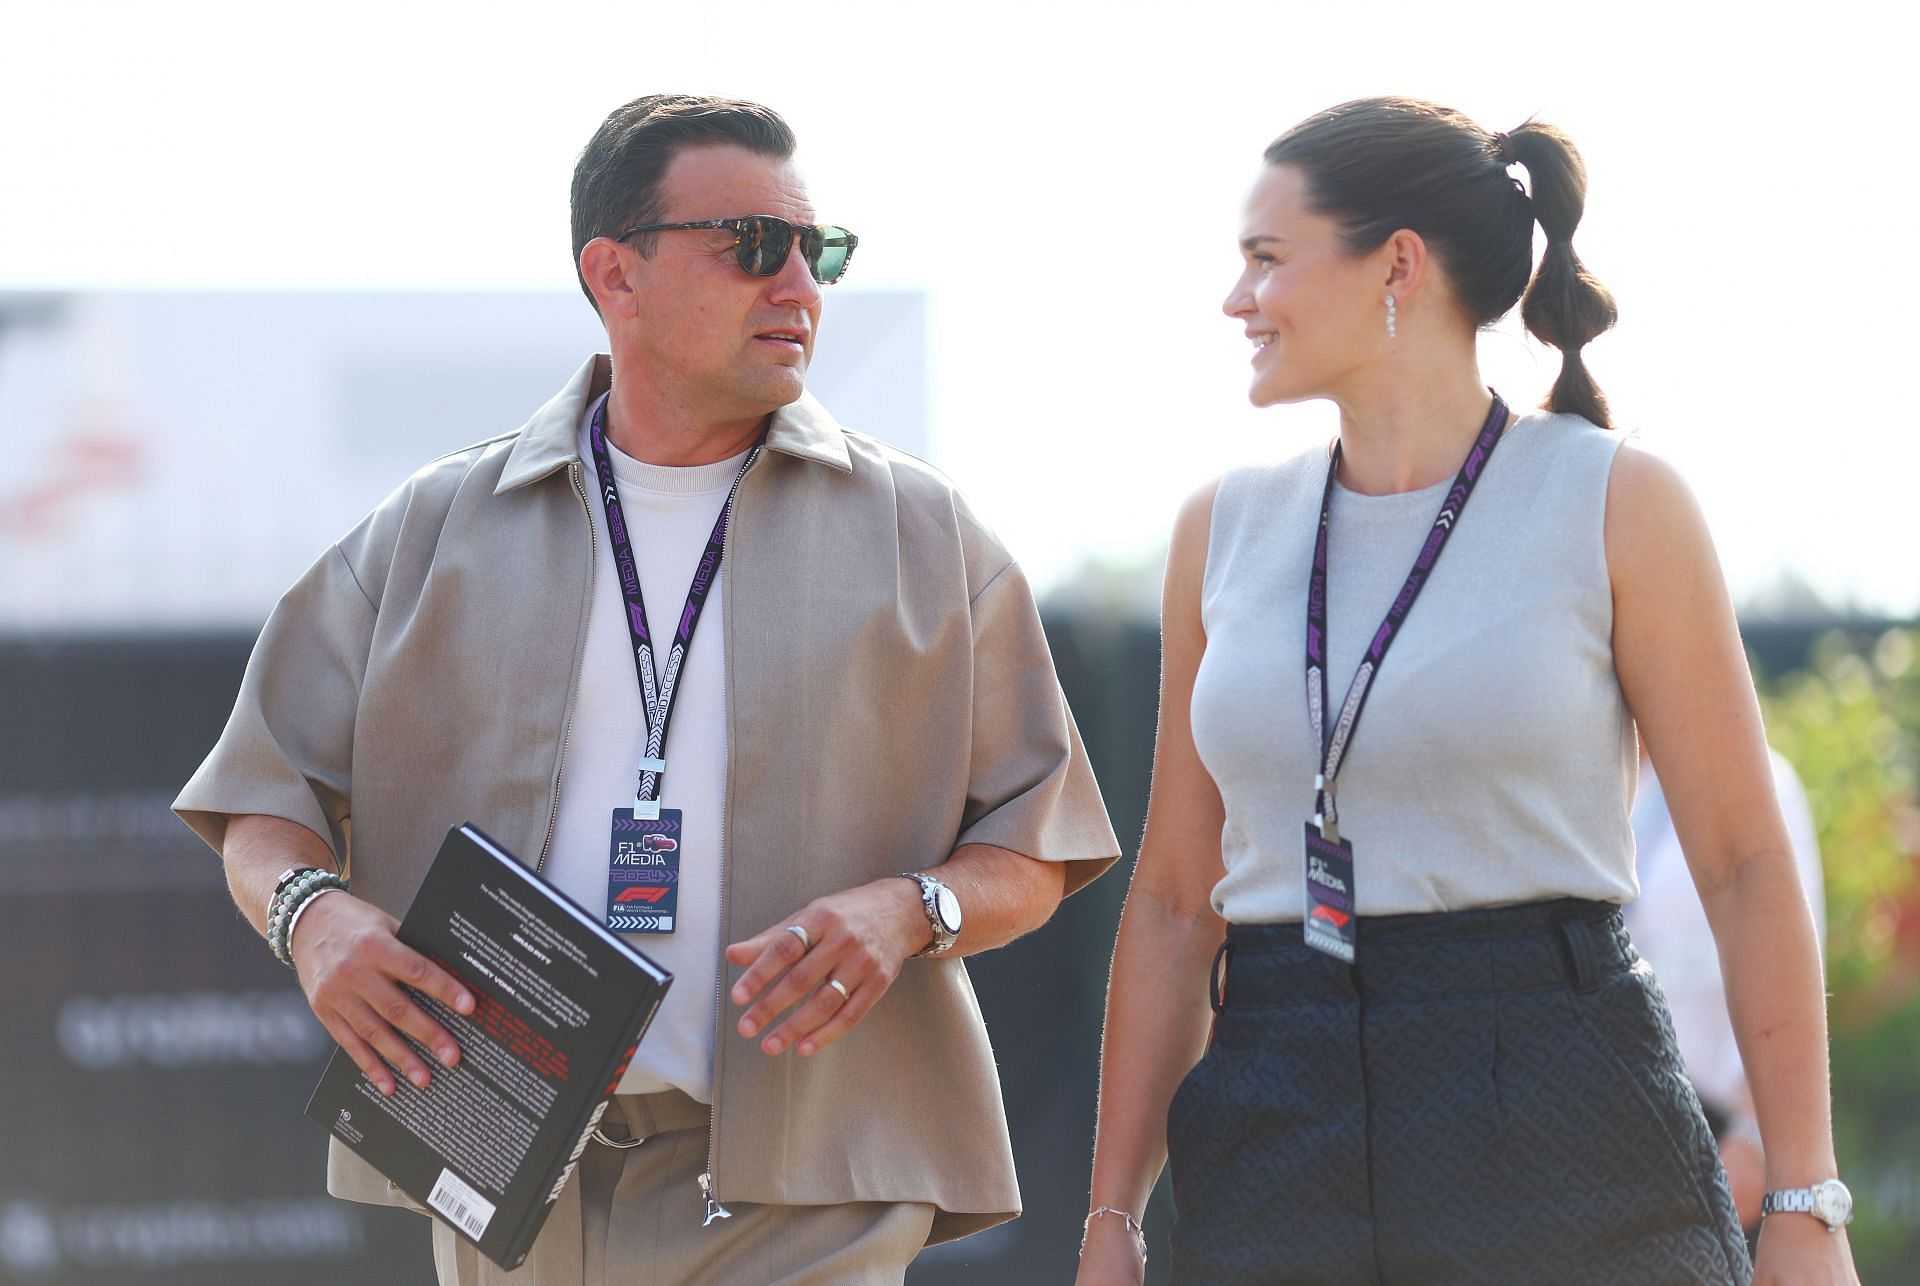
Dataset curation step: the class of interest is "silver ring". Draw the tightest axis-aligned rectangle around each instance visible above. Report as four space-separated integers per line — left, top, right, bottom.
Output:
783 924 812 953
825 978 851 1002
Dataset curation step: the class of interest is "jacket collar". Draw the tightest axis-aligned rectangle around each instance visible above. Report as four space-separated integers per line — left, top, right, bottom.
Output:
495 353 854 495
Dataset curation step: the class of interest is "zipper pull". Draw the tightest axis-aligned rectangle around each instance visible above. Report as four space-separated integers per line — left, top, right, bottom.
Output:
698 1171 732 1227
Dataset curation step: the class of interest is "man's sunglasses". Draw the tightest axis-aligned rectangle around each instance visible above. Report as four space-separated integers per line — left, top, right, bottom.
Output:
615 215 859 284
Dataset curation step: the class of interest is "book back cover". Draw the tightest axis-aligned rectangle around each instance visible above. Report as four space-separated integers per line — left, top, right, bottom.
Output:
305 824 670 1269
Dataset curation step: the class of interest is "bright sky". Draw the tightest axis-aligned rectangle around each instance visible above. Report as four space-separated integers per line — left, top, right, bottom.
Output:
3 0 1912 615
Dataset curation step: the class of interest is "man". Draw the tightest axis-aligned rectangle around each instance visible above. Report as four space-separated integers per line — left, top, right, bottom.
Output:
175 94 1119 1284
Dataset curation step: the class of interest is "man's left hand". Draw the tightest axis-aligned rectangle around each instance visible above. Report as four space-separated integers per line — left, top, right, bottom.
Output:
725 877 932 1058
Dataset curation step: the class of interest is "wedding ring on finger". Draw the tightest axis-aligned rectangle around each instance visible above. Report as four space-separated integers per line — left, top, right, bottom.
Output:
783 924 813 953
825 978 851 1003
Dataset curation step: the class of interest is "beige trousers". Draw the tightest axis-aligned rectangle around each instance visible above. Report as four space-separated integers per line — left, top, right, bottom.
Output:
431 1090 935 1286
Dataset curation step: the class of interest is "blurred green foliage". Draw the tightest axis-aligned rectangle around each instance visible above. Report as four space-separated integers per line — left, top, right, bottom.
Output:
1760 626 1920 1277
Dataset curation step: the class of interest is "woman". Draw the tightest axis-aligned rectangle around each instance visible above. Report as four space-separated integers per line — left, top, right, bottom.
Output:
1077 98 1858 1285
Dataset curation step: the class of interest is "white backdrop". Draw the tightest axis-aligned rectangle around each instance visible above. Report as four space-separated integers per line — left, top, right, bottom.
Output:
0 289 927 630
2 0 1912 615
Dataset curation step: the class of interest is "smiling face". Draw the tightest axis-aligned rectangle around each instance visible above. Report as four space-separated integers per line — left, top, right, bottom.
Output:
1222 164 1391 407
614 143 824 423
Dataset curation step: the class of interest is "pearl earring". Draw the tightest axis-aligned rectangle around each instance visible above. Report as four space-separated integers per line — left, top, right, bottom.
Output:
1385 294 1398 340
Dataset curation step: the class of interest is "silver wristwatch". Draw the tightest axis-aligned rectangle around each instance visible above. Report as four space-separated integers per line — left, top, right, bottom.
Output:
898 872 962 957
1761 1178 1854 1231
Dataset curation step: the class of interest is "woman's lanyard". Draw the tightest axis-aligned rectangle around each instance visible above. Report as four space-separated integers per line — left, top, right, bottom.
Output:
1301 393 1510 961
587 393 759 936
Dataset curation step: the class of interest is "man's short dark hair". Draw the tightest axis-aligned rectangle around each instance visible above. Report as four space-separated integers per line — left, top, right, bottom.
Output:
570 94 797 313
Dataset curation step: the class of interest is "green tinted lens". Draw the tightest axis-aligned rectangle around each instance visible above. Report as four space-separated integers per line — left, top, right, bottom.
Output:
809 227 857 283
736 217 792 276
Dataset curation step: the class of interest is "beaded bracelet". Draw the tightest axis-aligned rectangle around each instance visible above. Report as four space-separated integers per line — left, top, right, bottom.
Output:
266 866 327 929
283 885 348 967
265 866 322 927
267 869 341 949
267 867 327 941
269 870 346 965
266 870 317 962
1081 1206 1147 1263
268 869 348 966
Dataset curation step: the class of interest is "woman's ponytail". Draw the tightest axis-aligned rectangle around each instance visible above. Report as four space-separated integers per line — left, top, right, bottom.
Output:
1507 121 1618 427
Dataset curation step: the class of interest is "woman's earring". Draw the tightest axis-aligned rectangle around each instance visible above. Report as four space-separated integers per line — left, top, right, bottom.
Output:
1385 294 1398 341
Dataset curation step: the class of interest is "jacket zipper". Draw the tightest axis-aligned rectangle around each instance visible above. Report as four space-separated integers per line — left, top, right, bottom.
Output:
534 460 597 875
698 451 764 1227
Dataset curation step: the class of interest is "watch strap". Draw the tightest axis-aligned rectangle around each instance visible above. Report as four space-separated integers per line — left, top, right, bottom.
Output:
1762 1179 1852 1230
898 872 958 958
1762 1188 1816 1215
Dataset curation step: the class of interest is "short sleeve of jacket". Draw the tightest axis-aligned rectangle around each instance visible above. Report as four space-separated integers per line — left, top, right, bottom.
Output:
172 540 377 862
952 558 1120 895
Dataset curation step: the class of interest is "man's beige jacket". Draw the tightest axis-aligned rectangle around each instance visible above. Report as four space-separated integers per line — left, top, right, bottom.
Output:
175 355 1119 1243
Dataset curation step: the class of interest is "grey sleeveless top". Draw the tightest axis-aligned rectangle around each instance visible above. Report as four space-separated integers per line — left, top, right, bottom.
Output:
1192 412 1638 922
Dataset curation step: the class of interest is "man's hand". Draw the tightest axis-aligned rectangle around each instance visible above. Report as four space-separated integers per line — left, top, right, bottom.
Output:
724 877 929 1059
290 891 476 1096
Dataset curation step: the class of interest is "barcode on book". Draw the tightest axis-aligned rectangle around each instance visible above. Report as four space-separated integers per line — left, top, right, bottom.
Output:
428 1167 497 1240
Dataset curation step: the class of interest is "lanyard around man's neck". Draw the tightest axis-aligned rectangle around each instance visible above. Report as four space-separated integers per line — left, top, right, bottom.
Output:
586 392 760 818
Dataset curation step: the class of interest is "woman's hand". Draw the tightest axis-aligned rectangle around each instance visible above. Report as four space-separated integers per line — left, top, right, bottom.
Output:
1074 1214 1148 1286
1752 1215 1860 1285
1079 480 1227 1286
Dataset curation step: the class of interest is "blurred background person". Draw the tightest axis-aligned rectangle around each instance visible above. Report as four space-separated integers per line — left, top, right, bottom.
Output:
1627 748 1828 1236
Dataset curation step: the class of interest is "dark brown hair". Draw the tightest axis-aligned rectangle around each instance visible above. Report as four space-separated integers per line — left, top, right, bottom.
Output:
1265 97 1618 427
569 94 797 314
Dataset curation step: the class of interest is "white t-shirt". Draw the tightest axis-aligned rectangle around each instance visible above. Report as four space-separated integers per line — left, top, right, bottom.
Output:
1623 752 1826 1115
542 410 746 1102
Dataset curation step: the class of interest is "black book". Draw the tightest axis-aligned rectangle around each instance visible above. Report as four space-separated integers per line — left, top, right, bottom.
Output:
305 823 671 1270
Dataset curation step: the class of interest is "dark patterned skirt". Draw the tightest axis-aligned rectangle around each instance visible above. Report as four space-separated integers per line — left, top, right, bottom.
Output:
1166 898 1751 1285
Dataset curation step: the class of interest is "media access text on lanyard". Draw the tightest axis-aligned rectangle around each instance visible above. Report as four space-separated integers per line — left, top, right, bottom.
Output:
587 391 760 935
1301 393 1509 962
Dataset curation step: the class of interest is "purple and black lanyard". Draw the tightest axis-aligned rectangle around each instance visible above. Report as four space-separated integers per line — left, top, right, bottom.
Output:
587 393 759 934
1301 393 1510 961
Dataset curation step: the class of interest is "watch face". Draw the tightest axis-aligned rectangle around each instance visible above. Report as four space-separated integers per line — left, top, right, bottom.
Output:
934 885 963 934
1813 1180 1853 1227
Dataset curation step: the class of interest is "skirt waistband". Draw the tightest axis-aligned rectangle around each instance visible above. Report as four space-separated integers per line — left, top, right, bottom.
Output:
1212 898 1635 1009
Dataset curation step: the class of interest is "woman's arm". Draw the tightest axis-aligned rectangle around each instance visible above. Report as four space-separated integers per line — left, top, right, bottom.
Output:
1607 442 1858 1284
1078 482 1231 1284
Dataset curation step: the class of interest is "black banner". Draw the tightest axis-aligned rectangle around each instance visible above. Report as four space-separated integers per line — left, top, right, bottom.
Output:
0 626 1164 1285
0 638 434 1286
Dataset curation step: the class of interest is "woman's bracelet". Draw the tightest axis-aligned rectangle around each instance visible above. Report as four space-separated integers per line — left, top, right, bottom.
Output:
1081 1205 1148 1262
